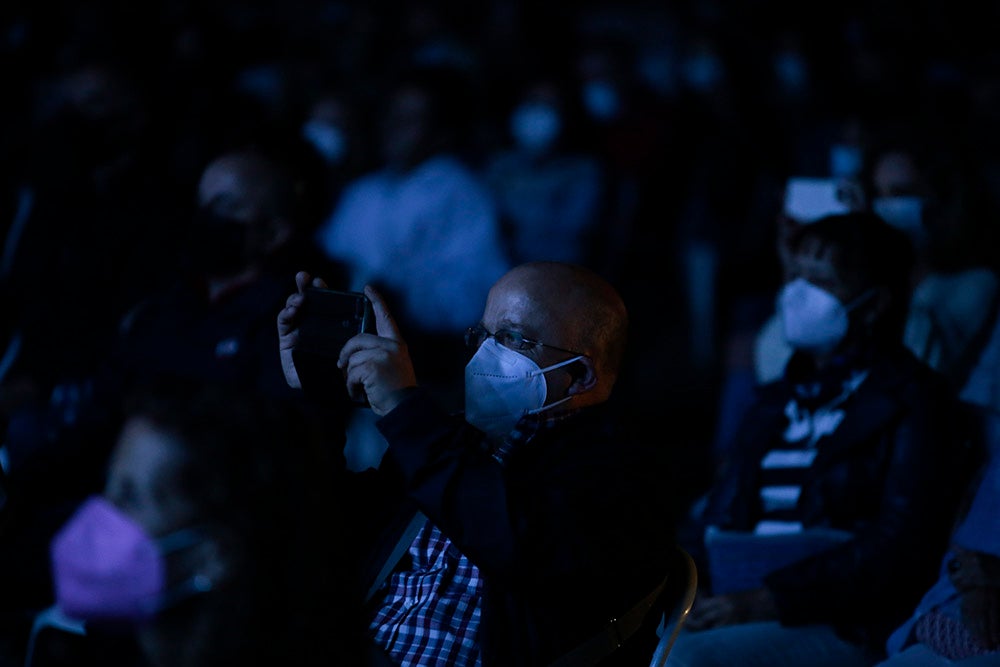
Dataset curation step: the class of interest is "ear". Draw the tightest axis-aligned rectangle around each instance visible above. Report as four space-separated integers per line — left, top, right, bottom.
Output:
566 357 597 395
264 216 293 253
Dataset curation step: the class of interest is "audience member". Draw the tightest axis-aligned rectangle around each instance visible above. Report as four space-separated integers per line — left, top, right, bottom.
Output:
875 291 1000 666
711 123 1000 466
709 173 865 468
104 147 336 401
876 297 1000 666
671 212 972 667
0 147 348 651
876 408 1000 666
312 62 512 469
313 62 510 386
0 57 180 634
713 130 1000 455
278 261 676 666
569 31 678 286
669 25 758 373
0 57 177 461
482 72 608 268
37 376 361 667
863 136 1000 392
291 86 373 237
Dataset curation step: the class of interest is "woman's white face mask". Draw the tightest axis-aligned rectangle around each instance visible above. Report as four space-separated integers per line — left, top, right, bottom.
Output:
464 338 582 440
779 278 874 355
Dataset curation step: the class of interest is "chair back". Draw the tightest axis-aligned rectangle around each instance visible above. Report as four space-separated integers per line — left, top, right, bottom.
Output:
23 604 87 667
648 547 698 666
545 544 699 667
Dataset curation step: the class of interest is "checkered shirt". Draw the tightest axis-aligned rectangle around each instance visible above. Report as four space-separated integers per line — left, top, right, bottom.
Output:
369 519 483 666
369 409 581 665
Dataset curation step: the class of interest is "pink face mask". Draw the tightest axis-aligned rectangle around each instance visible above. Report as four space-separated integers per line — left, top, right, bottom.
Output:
49 495 209 623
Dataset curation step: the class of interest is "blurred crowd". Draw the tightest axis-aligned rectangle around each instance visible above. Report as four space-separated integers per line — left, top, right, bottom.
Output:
4 0 1000 451
3 0 1000 664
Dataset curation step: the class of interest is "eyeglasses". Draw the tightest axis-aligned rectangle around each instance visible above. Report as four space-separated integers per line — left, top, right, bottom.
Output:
464 323 585 357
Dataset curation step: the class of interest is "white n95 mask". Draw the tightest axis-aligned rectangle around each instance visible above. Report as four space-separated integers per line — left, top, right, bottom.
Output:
465 338 582 440
779 278 850 355
510 102 561 154
302 120 347 165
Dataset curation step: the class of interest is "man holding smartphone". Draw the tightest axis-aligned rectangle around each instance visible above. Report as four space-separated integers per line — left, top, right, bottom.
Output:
277 262 677 666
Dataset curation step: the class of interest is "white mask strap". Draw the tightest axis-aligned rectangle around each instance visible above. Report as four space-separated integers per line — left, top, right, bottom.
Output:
529 354 584 377
526 393 574 416
845 287 877 313
525 354 585 416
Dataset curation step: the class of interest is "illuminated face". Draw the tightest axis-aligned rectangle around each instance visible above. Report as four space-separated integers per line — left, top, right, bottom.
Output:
104 417 197 539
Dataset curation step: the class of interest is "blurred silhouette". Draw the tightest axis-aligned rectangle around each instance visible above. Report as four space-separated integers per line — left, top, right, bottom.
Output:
863 134 1000 393
312 62 511 470
482 72 607 269
0 148 349 659
877 416 1000 665
37 376 361 667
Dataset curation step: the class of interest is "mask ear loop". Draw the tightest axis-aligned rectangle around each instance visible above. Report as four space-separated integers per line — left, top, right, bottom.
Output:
525 354 586 416
841 287 885 338
527 354 585 378
844 287 878 313
139 527 216 616
138 574 214 618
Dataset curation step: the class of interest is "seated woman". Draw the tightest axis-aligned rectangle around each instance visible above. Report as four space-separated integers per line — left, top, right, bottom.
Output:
672 211 974 667
876 408 1000 666
43 375 364 667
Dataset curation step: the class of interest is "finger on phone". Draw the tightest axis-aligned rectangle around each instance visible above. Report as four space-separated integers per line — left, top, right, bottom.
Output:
365 285 402 340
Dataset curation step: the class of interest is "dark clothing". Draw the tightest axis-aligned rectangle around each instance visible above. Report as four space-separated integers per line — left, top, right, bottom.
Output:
355 391 675 666
693 346 974 654
6 270 324 495
109 273 296 399
0 270 350 649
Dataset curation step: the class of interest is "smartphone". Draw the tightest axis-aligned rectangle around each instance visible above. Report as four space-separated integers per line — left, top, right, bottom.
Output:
292 287 375 400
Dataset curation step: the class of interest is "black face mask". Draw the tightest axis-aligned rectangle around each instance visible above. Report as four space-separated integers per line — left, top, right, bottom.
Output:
184 208 253 277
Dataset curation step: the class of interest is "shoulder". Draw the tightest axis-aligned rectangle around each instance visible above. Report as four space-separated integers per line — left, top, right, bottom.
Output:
414 156 489 191
872 345 952 392
914 268 999 306
336 169 393 201
118 281 192 336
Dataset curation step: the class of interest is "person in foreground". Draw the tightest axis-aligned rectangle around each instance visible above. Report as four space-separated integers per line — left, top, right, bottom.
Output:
671 212 973 667
42 377 360 667
277 261 676 666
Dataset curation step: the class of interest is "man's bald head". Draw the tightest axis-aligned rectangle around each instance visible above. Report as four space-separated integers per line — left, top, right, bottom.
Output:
197 150 295 222
488 261 628 397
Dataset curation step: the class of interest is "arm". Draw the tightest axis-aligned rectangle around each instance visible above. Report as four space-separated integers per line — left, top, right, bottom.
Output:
949 545 1000 648
685 588 779 631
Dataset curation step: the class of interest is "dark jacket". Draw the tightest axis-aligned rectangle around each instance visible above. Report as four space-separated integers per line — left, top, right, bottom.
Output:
356 391 675 666
697 346 975 653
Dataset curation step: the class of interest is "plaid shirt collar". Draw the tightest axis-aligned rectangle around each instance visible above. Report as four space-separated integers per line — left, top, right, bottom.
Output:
491 408 582 466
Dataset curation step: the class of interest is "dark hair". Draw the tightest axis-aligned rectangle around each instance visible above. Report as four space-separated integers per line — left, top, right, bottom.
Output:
862 130 1000 271
786 211 915 346
390 62 482 155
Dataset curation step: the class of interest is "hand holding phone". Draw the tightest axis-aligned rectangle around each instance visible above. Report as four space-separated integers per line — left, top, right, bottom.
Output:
336 284 419 416
291 287 376 400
